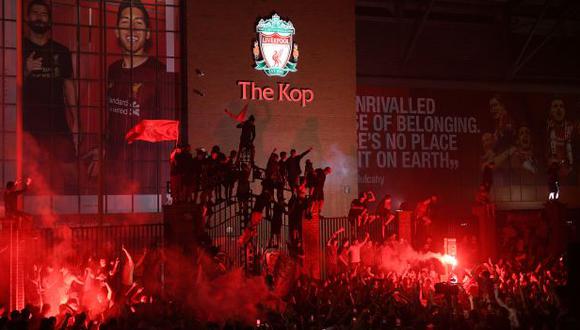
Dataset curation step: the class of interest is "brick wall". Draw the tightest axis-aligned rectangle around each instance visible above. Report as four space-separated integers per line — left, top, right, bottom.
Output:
186 0 358 217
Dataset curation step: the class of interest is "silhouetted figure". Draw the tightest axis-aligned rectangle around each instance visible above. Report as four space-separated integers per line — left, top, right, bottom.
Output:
286 147 312 194
270 200 285 246
347 191 375 237
4 178 32 219
170 144 193 203
277 151 288 203
311 167 331 216
239 191 270 246
210 145 226 202
375 194 395 241
237 115 256 164
191 148 205 204
223 150 238 203
414 195 438 249
264 149 281 201
288 177 308 239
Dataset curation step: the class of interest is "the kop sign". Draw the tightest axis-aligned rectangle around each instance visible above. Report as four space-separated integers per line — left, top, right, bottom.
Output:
237 13 314 108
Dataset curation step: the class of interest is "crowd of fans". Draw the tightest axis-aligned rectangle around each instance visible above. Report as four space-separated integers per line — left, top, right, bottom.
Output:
2 114 577 329
169 114 333 249
169 144 330 207
0 241 576 329
277 253 576 329
169 114 329 212
2 182 573 329
5 244 164 326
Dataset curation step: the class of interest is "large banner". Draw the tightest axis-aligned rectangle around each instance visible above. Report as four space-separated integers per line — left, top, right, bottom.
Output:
357 86 580 216
19 0 180 214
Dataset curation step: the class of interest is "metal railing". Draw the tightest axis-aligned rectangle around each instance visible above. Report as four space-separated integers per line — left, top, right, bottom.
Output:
2 212 400 282
204 195 291 270
21 223 164 265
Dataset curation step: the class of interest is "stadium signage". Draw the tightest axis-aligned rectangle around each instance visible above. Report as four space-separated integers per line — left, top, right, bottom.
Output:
237 81 314 107
238 14 313 107
253 14 298 77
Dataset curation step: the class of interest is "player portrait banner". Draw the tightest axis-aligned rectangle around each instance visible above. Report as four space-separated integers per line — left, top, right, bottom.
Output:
19 0 181 213
356 86 580 214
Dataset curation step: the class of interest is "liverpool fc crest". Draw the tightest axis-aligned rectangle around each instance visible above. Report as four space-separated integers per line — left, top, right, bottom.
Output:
253 14 298 77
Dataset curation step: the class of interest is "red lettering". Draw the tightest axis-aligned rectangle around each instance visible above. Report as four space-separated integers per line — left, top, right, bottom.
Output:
240 81 314 107
263 87 274 100
237 81 251 100
261 35 289 44
290 89 302 102
302 89 314 107
278 83 291 101
251 82 264 100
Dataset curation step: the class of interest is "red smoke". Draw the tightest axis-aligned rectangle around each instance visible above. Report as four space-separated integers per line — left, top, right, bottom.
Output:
371 240 457 274
163 246 284 326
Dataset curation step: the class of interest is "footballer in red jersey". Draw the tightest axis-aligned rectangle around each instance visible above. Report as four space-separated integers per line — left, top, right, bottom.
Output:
106 0 173 194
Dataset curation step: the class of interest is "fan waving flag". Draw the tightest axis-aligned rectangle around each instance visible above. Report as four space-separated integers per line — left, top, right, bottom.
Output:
125 120 179 144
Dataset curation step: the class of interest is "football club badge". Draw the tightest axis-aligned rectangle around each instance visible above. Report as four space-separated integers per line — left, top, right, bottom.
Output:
253 14 299 77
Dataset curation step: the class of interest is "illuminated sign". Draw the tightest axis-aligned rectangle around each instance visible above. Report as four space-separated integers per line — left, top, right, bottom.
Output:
241 14 313 107
253 14 298 77
238 81 313 107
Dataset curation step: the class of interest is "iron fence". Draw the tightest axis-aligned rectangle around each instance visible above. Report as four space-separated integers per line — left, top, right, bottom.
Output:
3 212 398 278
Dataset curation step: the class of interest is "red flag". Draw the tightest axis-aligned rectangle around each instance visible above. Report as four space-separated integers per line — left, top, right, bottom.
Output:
224 104 249 123
125 120 179 144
